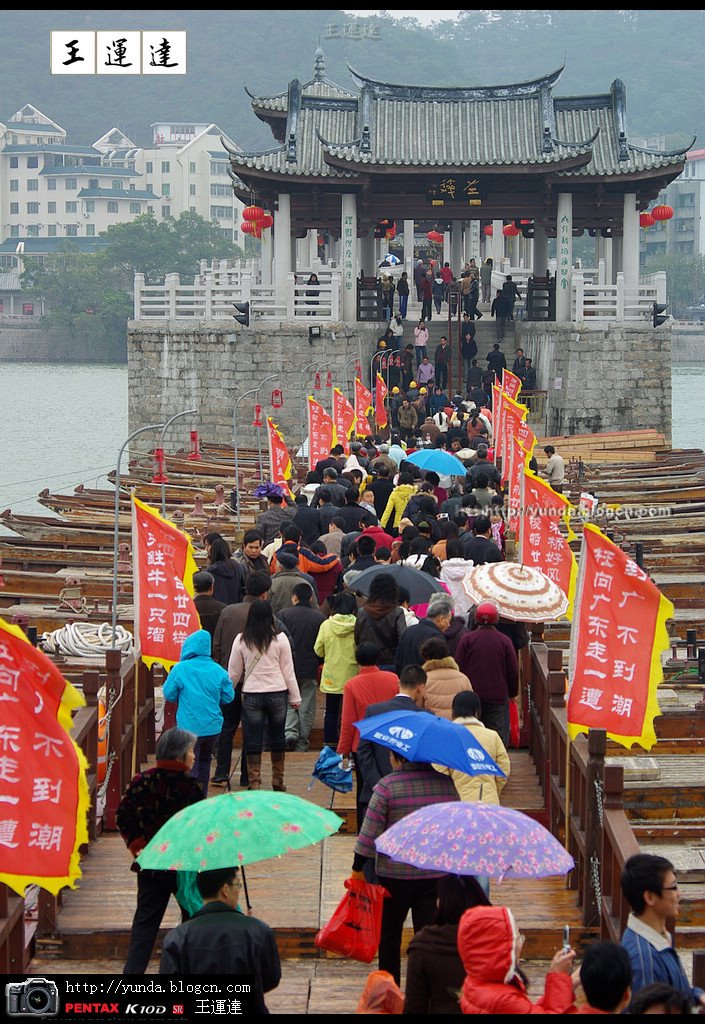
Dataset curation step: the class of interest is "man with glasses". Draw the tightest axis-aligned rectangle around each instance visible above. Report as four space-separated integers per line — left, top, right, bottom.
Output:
160 866 281 1011
620 853 705 1006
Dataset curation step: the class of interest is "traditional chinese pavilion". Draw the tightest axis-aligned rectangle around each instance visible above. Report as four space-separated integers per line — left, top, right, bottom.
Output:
224 50 690 321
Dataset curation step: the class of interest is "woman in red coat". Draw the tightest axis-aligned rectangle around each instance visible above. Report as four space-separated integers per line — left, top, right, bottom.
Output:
458 905 576 1014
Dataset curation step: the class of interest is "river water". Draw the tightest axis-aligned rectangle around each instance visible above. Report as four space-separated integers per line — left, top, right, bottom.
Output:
1 361 703 521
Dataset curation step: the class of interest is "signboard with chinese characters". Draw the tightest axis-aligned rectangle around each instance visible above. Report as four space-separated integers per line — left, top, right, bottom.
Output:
0 618 89 897
567 523 674 750
51 31 187 74
426 178 482 207
132 497 199 671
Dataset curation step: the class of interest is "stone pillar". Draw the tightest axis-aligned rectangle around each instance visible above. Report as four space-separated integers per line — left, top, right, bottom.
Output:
491 219 503 269
359 230 375 281
450 223 463 273
534 225 549 278
556 193 573 323
403 218 415 281
274 193 292 302
443 231 451 267
622 193 640 293
469 221 481 264
341 193 358 322
308 229 319 268
260 228 272 286
603 233 614 286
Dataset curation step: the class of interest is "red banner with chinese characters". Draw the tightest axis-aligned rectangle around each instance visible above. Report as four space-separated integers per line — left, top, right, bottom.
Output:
375 373 389 428
266 417 293 495
132 496 200 671
308 395 336 471
507 435 530 535
517 418 536 453
519 468 577 618
502 368 523 401
333 388 355 455
500 393 529 484
355 378 373 437
567 523 674 750
0 618 89 897
492 383 505 464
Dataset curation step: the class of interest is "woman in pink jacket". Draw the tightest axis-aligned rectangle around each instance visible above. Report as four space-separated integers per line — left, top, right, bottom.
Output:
228 601 300 793
458 905 576 1014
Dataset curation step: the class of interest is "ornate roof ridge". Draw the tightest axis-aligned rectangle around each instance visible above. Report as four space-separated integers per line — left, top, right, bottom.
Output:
628 135 697 159
221 133 286 162
552 126 601 149
346 62 565 100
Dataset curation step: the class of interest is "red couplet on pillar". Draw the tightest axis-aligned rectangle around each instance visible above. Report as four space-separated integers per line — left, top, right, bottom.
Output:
271 388 283 409
188 430 202 461
253 404 263 428
151 447 168 484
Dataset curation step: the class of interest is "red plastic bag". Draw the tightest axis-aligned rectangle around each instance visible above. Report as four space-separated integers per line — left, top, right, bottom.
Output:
355 970 404 1014
509 700 520 748
315 878 389 963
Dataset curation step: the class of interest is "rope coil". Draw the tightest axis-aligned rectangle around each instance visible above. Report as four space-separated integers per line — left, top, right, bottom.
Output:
40 622 133 657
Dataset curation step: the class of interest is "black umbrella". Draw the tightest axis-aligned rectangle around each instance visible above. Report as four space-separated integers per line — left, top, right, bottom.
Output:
347 563 445 605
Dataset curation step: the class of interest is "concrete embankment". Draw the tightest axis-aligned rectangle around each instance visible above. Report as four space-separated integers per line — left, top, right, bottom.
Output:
0 321 126 363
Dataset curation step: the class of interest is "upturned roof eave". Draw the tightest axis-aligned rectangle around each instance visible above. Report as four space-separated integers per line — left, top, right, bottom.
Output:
346 61 565 99
320 151 594 175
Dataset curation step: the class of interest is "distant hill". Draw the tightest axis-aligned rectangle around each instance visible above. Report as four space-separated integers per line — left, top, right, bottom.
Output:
3 10 702 153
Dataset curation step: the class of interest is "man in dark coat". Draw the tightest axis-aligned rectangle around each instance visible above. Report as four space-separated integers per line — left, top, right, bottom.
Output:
255 489 296 546
501 274 522 319
278 583 325 752
486 343 507 379
293 493 321 547
394 593 454 673
160 866 281 1011
369 463 395 519
454 600 518 746
462 514 503 565
192 571 226 639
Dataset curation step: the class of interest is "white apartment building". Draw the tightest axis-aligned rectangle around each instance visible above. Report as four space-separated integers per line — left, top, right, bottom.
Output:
0 103 243 270
642 148 705 265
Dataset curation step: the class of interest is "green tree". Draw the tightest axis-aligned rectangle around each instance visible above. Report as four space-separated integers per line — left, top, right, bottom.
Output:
642 252 705 315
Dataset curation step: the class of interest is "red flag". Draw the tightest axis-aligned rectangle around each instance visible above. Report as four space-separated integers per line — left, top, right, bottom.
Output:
132 496 200 671
355 378 373 437
308 395 336 471
519 468 578 618
267 417 293 495
375 373 389 428
333 388 355 455
0 618 89 896
567 524 674 750
502 367 523 400
499 393 529 484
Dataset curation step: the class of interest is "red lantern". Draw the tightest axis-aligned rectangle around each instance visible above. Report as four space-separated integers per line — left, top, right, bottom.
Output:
252 403 263 428
651 205 674 222
483 225 493 236
427 230 444 245
271 388 283 409
252 224 262 239
314 372 321 389
640 212 655 228
188 430 202 461
326 371 333 388
243 205 265 222
241 221 256 235
260 213 274 229
503 223 521 237
151 447 168 484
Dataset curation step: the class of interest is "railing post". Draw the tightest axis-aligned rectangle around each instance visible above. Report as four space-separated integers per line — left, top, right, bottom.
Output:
616 272 625 320
330 269 341 320
103 648 124 830
573 270 584 321
133 273 144 319
204 270 213 320
287 272 296 319
584 728 607 925
598 258 606 286
165 272 179 319
547 647 566 839
693 952 705 992
655 270 667 306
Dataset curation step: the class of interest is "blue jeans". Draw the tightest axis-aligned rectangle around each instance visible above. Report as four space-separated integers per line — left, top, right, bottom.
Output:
415 345 427 367
399 294 408 319
242 690 288 755
191 733 218 795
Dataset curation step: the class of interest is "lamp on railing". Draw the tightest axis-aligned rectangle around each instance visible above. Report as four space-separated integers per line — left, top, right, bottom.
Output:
314 371 321 389
188 430 201 461
152 447 168 484
252 403 263 428
326 370 333 388
271 387 283 409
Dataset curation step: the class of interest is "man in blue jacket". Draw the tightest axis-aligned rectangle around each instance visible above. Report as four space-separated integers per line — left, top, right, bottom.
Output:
620 853 705 1007
163 629 234 795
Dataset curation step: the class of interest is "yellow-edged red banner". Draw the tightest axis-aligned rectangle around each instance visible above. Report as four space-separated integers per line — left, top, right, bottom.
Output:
132 496 200 671
375 373 389 428
267 417 293 495
567 523 674 750
519 468 578 619
0 617 89 896
502 367 523 400
507 434 531 535
500 393 529 484
333 388 355 455
308 395 336 471
355 377 373 437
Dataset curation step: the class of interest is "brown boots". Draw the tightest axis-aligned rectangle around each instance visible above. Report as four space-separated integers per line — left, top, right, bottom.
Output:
246 754 262 790
271 752 286 792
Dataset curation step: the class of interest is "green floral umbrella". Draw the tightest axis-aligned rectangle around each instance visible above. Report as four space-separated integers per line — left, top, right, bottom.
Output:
137 791 343 872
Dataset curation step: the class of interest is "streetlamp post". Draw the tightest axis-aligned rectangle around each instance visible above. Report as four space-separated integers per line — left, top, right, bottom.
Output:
112 422 165 650
158 408 198 517
254 373 279 482
232 374 280 530
298 359 320 449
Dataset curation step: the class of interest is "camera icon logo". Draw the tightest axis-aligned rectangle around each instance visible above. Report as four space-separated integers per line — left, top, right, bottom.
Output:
6 979 59 1017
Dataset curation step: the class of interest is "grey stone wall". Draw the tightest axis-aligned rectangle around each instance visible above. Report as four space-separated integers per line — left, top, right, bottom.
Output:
672 323 705 362
517 321 672 442
127 320 383 448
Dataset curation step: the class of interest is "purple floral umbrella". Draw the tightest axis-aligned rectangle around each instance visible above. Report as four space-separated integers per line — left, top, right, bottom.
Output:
375 801 574 880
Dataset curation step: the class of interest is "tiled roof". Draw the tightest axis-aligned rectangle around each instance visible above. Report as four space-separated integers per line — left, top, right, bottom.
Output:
2 144 95 155
40 165 138 176
77 188 157 198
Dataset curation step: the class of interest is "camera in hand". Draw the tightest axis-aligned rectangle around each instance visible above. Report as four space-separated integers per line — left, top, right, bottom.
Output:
6 979 59 1017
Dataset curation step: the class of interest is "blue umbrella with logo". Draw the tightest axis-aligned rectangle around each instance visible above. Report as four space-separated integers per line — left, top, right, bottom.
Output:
405 448 468 476
353 710 506 777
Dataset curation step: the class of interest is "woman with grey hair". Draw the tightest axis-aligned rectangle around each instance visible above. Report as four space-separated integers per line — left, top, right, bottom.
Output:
116 727 204 974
